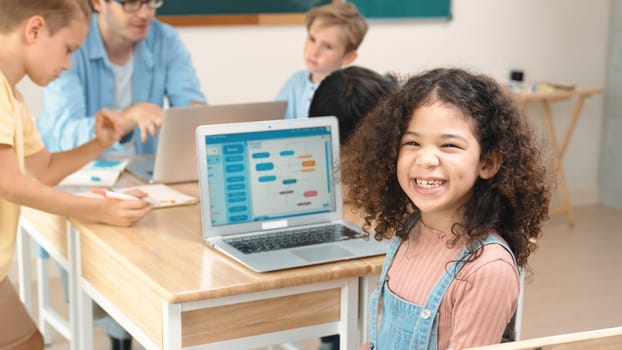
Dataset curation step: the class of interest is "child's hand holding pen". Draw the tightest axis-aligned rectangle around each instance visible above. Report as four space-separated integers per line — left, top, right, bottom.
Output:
88 188 152 226
91 188 145 201
91 188 162 207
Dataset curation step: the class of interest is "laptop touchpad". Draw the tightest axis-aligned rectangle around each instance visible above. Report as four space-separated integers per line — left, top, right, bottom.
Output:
293 245 354 262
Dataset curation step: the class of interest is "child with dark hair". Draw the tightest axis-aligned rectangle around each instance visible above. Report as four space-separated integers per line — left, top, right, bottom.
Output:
342 68 551 350
309 65 397 350
309 65 397 145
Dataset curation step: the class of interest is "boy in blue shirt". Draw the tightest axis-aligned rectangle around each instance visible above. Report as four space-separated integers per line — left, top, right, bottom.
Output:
276 2 367 119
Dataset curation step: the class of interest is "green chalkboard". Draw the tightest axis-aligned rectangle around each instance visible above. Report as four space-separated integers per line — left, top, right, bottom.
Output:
158 0 332 16
156 0 451 26
350 0 451 19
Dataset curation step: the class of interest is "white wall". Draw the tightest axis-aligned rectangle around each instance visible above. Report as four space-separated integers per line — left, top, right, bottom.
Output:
18 0 610 206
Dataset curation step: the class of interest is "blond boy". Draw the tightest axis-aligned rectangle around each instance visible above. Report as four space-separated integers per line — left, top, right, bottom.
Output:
0 0 151 347
276 2 368 119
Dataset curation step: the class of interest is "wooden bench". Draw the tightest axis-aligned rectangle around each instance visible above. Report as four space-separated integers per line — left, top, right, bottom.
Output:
467 326 622 350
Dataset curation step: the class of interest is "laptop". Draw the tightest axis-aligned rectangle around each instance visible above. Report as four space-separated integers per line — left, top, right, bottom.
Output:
126 101 287 184
195 116 390 272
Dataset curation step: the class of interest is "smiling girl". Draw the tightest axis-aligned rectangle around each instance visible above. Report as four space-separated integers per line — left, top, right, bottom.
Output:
342 68 551 350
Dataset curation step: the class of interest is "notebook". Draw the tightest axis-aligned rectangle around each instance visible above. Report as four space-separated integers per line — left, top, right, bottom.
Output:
127 101 287 184
59 159 129 187
111 184 198 208
195 116 390 272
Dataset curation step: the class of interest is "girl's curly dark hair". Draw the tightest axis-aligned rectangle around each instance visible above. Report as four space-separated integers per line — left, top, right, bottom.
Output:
341 68 552 267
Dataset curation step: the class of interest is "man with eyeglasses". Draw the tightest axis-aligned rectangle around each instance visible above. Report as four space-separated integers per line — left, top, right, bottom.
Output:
35 1 206 349
37 0 206 155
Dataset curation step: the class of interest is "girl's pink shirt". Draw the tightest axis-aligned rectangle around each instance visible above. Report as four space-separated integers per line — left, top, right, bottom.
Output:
387 222 520 349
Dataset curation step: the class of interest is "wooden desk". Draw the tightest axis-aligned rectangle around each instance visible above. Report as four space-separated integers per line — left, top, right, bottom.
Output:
17 173 150 348
19 177 381 350
515 87 602 226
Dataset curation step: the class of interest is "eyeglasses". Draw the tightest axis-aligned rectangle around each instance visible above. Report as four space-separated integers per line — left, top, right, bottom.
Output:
111 0 164 13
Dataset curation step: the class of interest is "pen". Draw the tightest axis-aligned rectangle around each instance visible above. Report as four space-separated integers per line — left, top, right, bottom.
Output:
90 188 141 201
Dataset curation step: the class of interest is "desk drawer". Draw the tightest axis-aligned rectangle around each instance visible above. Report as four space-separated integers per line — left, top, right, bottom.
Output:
182 288 340 345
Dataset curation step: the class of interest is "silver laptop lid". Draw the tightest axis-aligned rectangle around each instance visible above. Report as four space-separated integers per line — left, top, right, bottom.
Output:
149 101 287 184
195 117 343 238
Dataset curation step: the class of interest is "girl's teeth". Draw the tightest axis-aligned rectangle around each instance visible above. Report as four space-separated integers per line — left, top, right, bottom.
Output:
416 179 444 188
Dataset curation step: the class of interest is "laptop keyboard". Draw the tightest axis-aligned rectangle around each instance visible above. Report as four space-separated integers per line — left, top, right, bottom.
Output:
225 224 365 254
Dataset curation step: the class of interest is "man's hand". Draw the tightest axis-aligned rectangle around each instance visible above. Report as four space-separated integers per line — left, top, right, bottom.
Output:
121 103 164 142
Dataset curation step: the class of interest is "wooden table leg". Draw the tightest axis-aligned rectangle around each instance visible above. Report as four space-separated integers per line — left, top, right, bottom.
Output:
559 96 588 157
540 100 576 226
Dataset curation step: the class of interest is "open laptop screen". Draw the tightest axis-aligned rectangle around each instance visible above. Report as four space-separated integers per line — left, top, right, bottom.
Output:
205 125 336 227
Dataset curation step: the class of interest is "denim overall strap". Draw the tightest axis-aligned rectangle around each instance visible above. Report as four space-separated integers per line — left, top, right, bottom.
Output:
368 236 402 349
409 235 515 349
489 236 518 267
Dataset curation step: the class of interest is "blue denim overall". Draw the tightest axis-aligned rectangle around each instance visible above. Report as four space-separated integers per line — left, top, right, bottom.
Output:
368 234 516 350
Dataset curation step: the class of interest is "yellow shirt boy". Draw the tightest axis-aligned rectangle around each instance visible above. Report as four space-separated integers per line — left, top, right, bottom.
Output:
0 71 45 280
